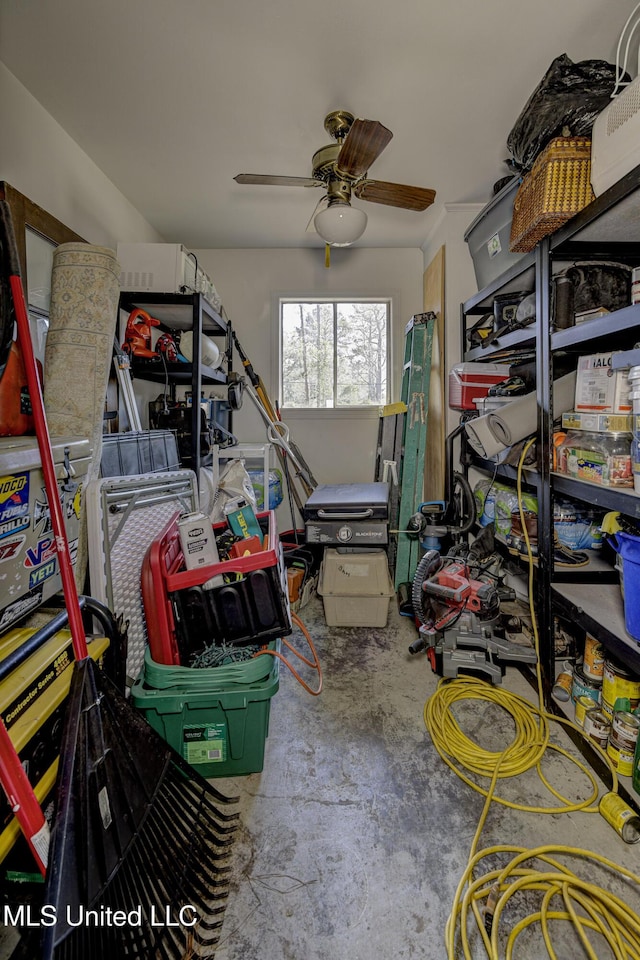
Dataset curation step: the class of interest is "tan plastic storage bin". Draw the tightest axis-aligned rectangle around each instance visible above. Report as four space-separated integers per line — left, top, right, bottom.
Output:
318 549 394 627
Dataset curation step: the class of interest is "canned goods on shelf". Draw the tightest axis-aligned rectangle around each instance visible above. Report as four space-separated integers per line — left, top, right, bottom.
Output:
575 694 596 728
552 670 573 702
583 707 610 749
602 658 640 718
571 664 601 705
607 711 640 778
583 634 605 681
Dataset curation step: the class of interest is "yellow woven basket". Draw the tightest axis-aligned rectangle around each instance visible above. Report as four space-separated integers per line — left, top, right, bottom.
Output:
509 137 595 253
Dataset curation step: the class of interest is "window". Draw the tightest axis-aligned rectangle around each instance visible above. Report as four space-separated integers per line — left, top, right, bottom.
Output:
280 299 390 408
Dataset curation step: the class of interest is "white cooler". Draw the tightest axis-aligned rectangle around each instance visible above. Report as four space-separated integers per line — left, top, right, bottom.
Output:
0 436 92 633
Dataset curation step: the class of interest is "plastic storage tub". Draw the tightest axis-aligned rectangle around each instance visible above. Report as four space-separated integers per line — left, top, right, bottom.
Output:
473 395 516 417
131 653 279 778
141 509 291 665
464 178 524 290
100 430 180 476
140 641 277 691
556 430 633 487
318 549 394 627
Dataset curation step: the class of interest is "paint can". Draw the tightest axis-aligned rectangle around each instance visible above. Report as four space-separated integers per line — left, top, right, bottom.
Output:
583 707 610 750
607 711 640 777
571 664 601 705
601 658 640 718
552 669 573 702
633 730 640 794
599 791 640 843
574 694 597 728
583 634 605 681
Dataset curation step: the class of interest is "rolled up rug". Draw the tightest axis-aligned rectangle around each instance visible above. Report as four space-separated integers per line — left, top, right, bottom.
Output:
465 411 507 459
44 243 120 590
464 371 576 458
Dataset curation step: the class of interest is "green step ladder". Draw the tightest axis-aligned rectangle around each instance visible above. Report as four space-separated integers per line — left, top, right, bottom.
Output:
394 311 436 591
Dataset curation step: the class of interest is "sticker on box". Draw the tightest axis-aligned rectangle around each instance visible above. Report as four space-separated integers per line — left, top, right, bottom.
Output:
183 723 227 765
574 352 631 414
0 473 30 538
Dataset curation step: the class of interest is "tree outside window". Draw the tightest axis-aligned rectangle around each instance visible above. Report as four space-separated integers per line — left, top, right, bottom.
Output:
281 300 389 408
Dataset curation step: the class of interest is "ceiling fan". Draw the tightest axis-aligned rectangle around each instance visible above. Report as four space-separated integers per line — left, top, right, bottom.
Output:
234 110 436 248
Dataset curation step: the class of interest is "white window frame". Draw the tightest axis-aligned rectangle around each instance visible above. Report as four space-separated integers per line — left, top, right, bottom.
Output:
276 296 392 419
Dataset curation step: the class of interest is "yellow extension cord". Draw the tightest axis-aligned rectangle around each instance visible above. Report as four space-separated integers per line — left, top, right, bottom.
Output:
423 437 640 959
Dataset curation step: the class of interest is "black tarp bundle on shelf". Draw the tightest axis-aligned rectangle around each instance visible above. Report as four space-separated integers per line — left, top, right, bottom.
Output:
506 54 626 174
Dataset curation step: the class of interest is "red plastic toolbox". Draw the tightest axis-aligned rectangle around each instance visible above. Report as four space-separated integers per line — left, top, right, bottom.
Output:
141 509 292 666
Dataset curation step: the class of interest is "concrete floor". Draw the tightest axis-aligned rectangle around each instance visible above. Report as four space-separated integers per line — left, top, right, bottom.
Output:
2 594 640 958
213 595 640 960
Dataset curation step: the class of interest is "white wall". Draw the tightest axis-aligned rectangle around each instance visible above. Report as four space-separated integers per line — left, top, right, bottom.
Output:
195 246 423 525
1 60 426 530
0 62 162 247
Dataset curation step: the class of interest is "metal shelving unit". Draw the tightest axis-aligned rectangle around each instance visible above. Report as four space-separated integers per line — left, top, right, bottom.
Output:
118 291 231 472
460 164 640 720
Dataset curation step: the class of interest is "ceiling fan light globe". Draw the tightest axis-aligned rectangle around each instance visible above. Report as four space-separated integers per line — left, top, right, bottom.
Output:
314 204 367 247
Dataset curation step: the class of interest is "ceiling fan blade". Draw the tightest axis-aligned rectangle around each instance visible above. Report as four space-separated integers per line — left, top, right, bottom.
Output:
354 180 436 211
234 174 323 187
306 195 329 232
335 119 393 180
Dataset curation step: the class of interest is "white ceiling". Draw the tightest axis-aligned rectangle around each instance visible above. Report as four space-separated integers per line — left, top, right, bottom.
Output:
0 0 636 251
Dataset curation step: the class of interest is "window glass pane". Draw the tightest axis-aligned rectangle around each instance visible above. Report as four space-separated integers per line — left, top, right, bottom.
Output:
282 301 334 408
281 299 389 408
336 302 387 406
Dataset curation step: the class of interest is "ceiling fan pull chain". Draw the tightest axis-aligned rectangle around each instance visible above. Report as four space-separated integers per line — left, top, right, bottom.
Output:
325 244 331 269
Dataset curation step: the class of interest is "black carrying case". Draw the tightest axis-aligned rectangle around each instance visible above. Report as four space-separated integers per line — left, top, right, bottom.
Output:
303 482 390 547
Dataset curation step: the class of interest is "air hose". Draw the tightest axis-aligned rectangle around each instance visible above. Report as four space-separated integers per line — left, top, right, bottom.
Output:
424 437 640 959
254 611 323 696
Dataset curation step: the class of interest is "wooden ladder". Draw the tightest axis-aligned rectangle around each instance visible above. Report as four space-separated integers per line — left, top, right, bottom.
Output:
393 312 436 591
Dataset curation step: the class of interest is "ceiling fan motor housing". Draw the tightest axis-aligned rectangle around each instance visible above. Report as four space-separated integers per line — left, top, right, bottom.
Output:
311 143 342 183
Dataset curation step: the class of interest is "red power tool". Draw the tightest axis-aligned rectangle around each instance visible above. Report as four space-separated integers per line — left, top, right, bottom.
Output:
412 550 500 635
122 308 160 359
408 550 536 682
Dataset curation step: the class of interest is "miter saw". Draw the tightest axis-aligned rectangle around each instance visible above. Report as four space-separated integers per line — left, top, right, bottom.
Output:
408 549 537 683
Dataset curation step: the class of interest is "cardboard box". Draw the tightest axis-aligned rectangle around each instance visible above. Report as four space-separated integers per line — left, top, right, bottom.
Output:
562 411 633 433
574 353 632 414
318 549 394 627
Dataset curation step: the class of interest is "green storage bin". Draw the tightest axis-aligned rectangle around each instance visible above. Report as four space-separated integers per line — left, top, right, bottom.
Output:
142 641 278 691
131 655 279 778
